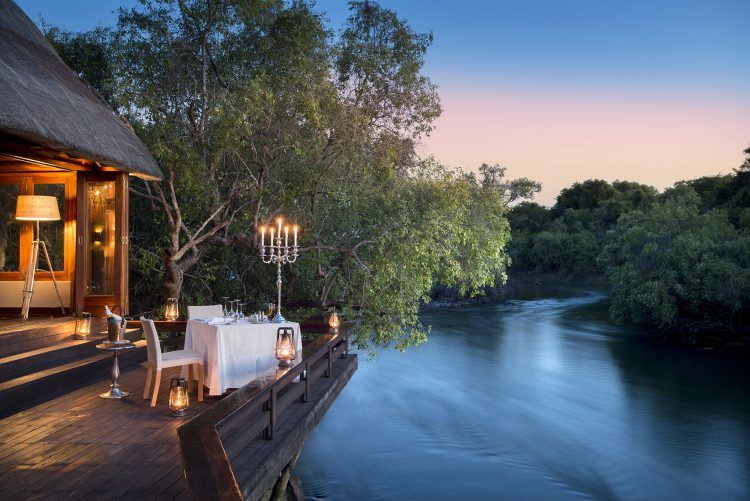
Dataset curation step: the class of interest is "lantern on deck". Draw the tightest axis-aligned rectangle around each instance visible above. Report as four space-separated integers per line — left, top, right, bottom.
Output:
165 298 179 321
275 327 297 367
75 312 92 339
328 307 340 332
168 377 189 416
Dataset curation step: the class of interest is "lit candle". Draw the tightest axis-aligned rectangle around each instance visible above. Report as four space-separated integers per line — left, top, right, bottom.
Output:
260 226 265 247
284 226 289 247
277 218 282 242
293 225 298 247
270 228 274 249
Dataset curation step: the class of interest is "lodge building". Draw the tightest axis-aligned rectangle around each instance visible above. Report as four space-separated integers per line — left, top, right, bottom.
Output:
0 0 163 318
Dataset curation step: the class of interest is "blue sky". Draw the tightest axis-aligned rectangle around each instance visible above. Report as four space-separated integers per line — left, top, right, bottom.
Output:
20 0 749 90
17 0 750 204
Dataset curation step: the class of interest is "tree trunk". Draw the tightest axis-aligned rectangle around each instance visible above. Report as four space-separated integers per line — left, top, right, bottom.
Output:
163 255 183 300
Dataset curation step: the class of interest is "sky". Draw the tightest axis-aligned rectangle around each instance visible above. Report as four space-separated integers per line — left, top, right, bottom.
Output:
18 0 750 205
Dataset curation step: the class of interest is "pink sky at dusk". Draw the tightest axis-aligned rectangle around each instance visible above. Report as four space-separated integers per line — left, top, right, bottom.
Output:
421 85 750 206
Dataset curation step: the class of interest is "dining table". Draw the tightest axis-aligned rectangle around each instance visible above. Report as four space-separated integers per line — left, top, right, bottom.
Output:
184 318 302 396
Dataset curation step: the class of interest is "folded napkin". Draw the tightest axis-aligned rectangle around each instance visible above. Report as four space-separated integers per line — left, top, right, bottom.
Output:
206 317 231 325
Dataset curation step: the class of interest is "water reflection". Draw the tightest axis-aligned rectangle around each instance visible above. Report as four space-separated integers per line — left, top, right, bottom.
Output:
296 287 750 500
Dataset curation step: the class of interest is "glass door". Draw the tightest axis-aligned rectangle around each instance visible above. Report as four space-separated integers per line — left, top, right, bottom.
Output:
75 173 129 316
85 180 115 296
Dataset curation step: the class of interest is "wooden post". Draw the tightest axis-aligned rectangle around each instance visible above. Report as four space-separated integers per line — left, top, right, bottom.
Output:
303 363 309 403
73 174 86 316
114 173 129 316
268 387 276 440
270 448 302 501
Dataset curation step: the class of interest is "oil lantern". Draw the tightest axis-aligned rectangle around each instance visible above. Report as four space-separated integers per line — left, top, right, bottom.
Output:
75 312 92 339
168 377 189 416
328 307 340 332
275 327 297 367
165 297 179 321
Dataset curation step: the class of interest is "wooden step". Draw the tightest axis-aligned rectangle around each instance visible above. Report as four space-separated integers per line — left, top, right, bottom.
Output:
0 337 106 382
0 340 147 418
0 317 107 358
0 317 77 356
0 325 144 383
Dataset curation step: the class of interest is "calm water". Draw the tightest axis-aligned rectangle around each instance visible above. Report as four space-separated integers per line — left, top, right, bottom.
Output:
295 287 750 500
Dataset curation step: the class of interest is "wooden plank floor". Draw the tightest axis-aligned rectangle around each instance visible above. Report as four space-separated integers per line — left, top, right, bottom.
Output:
0 365 220 500
0 317 75 335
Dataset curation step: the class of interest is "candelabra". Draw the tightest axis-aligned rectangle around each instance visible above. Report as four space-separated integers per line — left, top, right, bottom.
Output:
259 218 299 323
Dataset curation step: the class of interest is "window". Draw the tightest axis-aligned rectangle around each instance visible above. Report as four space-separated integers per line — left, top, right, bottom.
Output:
0 183 20 272
0 173 74 280
33 183 66 271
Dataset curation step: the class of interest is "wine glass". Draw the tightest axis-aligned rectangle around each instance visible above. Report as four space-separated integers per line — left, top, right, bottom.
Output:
237 302 245 322
222 297 229 318
233 300 241 320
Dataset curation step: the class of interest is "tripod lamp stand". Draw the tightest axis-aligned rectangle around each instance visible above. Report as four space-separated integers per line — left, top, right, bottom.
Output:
16 195 66 320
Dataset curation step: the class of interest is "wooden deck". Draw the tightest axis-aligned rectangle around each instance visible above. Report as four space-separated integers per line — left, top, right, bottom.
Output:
0 365 218 500
0 326 357 500
178 332 356 500
0 317 74 335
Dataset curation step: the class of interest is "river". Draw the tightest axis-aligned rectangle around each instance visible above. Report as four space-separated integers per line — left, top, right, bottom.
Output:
295 286 750 500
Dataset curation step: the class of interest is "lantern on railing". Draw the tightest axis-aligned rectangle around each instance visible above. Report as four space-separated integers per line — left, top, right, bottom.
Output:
328 307 340 332
275 327 297 367
75 312 92 339
165 298 179 321
168 377 189 416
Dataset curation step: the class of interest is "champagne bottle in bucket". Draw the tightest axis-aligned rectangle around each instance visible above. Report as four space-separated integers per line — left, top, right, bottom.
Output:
104 305 124 342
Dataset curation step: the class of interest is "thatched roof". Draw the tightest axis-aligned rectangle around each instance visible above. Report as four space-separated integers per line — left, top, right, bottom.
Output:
0 0 163 180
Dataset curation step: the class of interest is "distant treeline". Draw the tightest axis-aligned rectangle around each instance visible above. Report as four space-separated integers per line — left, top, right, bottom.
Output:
509 148 750 346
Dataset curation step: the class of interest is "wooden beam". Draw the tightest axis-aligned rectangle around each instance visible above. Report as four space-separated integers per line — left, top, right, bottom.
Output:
180 426 243 501
0 136 153 178
0 160 66 173
0 147 91 172
115 173 129 316
74 174 86 316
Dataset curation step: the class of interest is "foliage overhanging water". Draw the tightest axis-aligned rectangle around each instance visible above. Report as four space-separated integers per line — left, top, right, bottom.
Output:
296 287 750 500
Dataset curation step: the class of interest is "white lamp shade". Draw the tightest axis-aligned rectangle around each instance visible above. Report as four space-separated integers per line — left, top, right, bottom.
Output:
15 195 61 221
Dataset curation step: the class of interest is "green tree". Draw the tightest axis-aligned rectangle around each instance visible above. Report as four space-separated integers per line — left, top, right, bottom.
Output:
667 175 732 212
600 188 750 343
476 163 541 204
552 179 617 216
508 179 657 277
46 0 512 351
336 0 441 138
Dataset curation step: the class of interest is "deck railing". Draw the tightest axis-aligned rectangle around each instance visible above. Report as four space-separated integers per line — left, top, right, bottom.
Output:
177 325 357 500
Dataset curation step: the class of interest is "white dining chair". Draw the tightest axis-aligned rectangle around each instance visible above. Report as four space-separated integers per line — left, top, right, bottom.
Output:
140 317 204 407
187 304 223 319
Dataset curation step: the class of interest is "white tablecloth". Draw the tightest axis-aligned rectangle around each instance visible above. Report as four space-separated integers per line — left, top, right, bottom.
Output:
184 319 302 396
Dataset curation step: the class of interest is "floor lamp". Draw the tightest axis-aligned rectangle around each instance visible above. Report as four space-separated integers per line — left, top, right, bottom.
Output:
16 195 66 320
